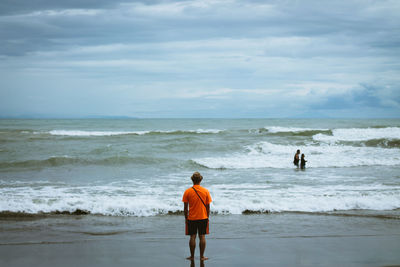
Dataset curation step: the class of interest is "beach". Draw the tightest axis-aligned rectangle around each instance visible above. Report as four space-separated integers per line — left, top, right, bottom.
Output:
1 213 400 267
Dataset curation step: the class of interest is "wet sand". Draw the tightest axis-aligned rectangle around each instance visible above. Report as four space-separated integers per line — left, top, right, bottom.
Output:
1 213 400 267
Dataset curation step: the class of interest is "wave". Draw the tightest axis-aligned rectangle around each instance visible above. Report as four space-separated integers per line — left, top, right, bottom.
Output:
0 183 399 217
209 184 400 215
247 127 332 137
192 141 400 169
266 126 330 133
47 130 146 136
0 155 170 169
337 139 400 148
35 129 224 137
263 127 332 136
0 129 35 134
259 127 400 142
313 127 400 142
363 138 400 148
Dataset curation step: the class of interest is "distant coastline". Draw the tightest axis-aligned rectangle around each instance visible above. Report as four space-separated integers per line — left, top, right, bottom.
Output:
0 115 139 119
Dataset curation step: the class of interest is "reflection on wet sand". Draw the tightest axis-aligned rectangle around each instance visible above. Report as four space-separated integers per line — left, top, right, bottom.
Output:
190 259 205 267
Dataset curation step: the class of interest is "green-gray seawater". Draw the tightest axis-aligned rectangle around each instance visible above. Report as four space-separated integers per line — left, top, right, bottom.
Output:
0 118 399 216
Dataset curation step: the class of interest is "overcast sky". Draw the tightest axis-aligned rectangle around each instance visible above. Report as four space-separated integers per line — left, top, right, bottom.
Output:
0 0 399 118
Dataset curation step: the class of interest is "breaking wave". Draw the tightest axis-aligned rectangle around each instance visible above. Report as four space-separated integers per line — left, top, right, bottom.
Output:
263 126 332 136
254 127 400 143
0 182 399 217
265 127 330 133
43 129 224 137
340 139 400 148
313 127 400 142
248 127 332 137
193 141 400 169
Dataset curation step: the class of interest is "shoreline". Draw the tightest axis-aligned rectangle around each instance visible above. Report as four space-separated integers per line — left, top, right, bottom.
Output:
1 213 400 267
1 208 399 219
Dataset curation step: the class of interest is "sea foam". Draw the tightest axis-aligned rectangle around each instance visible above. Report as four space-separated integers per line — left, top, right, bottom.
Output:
265 126 329 133
1 182 399 216
45 129 223 136
193 141 400 169
48 130 146 136
313 127 400 142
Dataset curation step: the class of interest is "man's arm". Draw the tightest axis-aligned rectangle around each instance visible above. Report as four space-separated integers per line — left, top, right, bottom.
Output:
184 202 188 220
206 204 210 218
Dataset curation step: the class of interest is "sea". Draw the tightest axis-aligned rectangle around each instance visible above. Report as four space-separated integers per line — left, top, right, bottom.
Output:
1 118 399 218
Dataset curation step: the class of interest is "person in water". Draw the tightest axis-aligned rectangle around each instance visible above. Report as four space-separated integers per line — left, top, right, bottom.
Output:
182 172 212 261
300 153 307 169
293 149 300 168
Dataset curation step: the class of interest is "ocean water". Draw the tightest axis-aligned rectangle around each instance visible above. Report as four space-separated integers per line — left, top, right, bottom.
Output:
0 118 399 217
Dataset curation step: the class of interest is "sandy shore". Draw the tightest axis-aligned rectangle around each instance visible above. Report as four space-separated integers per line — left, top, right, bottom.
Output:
1 213 400 267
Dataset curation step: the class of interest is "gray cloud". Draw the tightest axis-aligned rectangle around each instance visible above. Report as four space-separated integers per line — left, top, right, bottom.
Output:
2 0 399 55
0 0 399 117
0 0 132 15
309 82 400 116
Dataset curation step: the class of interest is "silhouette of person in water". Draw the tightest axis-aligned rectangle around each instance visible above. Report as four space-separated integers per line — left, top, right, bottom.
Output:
300 154 307 169
293 149 300 168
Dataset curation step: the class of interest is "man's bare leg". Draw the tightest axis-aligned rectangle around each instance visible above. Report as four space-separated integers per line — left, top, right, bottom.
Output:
186 234 196 260
199 235 208 260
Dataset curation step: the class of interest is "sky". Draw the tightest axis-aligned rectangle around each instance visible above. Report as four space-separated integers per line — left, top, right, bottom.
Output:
0 0 399 118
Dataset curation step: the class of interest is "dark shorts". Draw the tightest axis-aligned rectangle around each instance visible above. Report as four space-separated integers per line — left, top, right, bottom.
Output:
187 219 208 235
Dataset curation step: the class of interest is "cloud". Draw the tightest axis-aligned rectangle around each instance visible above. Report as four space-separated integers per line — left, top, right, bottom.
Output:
0 0 123 15
0 0 399 117
308 82 400 116
354 83 400 108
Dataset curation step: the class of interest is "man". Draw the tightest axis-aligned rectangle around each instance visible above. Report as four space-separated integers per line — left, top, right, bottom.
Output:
182 172 212 261
293 149 300 168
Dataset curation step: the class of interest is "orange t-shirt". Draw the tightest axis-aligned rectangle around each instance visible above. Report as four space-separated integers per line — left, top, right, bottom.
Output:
182 185 212 220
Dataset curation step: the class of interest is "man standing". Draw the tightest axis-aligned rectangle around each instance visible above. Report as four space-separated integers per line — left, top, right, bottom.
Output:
182 172 212 261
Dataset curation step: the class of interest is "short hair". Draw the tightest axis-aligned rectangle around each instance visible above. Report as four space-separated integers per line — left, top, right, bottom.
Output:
191 172 203 184
297 149 300 153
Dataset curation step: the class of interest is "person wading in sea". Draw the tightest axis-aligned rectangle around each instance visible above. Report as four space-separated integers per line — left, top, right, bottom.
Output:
182 172 212 261
301 153 307 170
293 149 301 168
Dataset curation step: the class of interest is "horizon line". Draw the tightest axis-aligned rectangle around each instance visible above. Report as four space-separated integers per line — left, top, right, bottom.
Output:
0 116 399 120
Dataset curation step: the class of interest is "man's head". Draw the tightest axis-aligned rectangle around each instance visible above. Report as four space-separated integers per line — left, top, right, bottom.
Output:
297 149 300 154
191 172 203 185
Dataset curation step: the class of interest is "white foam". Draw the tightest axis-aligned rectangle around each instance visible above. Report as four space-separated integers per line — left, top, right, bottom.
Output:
265 126 329 133
45 129 223 136
1 182 399 215
190 129 223 134
314 127 400 142
0 183 183 216
209 183 400 214
193 141 400 169
47 130 147 136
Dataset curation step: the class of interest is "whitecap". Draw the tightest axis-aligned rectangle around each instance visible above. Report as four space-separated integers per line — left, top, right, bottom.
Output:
313 127 400 142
